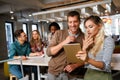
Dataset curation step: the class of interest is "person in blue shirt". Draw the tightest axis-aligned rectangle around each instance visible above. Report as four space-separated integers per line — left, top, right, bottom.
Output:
9 29 35 79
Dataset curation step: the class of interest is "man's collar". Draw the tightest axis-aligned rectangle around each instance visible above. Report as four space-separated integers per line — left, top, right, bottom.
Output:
68 30 80 38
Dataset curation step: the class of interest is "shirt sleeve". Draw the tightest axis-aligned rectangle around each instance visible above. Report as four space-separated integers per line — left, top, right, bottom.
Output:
8 43 16 59
102 36 115 72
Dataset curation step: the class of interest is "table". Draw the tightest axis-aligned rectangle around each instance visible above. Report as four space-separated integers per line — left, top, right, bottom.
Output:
0 58 24 77
111 54 120 70
7 53 120 80
8 55 51 80
111 53 120 77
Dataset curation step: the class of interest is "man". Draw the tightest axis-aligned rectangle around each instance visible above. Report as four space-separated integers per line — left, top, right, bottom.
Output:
47 11 85 80
9 29 36 80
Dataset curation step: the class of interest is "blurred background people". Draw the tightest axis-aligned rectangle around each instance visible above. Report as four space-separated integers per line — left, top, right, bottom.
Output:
30 30 48 77
9 29 31 79
48 22 60 44
29 30 44 56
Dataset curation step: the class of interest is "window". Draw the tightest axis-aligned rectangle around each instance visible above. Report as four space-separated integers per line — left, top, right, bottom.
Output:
22 23 29 40
22 23 27 34
32 24 38 31
5 22 13 52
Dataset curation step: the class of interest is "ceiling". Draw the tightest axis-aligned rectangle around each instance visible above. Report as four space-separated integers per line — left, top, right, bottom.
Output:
0 0 120 22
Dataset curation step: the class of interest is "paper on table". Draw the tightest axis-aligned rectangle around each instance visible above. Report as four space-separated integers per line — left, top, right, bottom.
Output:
27 54 45 59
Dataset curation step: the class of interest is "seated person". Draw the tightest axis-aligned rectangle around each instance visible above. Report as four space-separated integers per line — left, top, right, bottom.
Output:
29 30 44 56
30 30 48 75
8 29 37 80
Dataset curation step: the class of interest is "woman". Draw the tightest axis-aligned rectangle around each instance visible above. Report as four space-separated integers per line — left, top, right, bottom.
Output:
30 30 44 56
76 15 115 80
48 22 60 44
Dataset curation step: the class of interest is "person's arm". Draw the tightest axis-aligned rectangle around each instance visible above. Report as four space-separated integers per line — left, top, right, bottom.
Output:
76 50 104 69
88 37 115 71
13 56 27 60
87 58 104 69
64 63 84 73
29 52 38 56
47 31 76 56
9 43 17 59
50 39 70 55
77 36 115 71
29 52 43 56
9 44 27 60
50 36 76 55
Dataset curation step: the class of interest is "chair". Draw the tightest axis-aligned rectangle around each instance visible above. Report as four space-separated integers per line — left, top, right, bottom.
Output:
4 62 18 80
9 74 18 80
40 73 48 80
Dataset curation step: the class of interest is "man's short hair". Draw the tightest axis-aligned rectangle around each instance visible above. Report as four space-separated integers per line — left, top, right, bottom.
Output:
67 11 80 21
14 29 24 39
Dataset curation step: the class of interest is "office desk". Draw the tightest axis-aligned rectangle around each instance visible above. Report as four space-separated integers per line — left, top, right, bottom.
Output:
7 53 120 80
111 54 120 70
111 54 120 77
8 56 51 80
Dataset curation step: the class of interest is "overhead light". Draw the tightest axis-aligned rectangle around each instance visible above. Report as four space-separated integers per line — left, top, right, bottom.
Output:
100 12 104 16
11 16 14 19
46 21 49 23
37 20 40 22
10 10 14 14
104 10 109 16
106 3 111 13
29 14 32 17
10 5 14 14
116 11 119 14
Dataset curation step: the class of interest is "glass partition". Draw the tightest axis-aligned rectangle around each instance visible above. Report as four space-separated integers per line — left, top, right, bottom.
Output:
5 22 13 52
